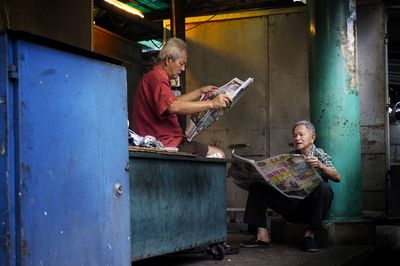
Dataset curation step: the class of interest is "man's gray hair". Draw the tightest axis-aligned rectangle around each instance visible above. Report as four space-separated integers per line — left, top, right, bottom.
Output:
292 120 315 134
157 37 187 62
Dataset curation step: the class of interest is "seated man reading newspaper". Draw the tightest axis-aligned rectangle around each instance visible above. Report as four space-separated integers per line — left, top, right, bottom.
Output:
239 120 341 252
130 37 231 158
130 37 239 255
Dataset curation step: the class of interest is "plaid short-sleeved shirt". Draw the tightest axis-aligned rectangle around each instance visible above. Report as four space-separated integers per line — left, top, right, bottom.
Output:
290 144 335 181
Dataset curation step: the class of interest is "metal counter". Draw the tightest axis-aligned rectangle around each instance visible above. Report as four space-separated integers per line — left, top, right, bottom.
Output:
129 151 227 261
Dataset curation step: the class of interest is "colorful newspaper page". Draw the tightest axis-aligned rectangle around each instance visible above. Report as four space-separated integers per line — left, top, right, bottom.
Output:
185 77 254 141
231 151 323 199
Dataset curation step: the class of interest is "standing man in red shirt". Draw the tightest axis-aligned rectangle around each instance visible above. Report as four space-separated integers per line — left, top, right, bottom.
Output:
130 37 231 158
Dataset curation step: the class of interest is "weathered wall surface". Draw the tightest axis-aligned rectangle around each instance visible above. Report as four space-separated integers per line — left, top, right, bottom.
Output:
357 2 388 213
185 4 388 213
185 8 310 209
268 13 310 155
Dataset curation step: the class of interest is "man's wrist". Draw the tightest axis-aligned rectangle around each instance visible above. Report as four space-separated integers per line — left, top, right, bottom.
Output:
209 101 215 109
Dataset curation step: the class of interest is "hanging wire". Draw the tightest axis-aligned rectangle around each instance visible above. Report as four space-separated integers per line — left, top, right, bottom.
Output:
180 2 233 34
184 14 216 33
1 1 10 29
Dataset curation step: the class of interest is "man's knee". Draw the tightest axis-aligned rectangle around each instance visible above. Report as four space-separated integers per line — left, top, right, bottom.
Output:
248 183 271 197
318 182 332 194
207 146 225 158
314 182 334 202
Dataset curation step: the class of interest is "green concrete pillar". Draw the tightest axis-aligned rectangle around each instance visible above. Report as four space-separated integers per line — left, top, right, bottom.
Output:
308 0 362 219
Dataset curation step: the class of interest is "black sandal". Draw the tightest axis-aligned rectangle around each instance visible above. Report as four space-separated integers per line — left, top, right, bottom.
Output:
223 244 240 255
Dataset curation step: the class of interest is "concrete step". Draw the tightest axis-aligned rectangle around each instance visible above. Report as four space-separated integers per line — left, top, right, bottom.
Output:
270 217 376 247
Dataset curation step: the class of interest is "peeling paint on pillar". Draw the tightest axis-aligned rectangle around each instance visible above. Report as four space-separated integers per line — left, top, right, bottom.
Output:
341 0 357 93
309 0 362 220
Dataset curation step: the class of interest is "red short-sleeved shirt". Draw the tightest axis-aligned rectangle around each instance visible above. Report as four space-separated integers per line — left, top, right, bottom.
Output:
130 65 184 147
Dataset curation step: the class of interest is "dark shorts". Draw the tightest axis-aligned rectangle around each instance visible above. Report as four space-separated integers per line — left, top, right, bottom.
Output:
177 139 209 157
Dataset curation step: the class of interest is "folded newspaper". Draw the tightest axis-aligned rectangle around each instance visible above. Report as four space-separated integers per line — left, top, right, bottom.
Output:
230 150 323 199
185 77 254 141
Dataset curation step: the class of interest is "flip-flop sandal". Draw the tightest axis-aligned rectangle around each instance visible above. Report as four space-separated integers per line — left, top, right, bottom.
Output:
240 238 272 248
224 244 240 255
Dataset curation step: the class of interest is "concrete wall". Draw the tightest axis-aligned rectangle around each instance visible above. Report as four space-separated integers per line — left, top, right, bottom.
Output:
184 8 310 209
0 0 92 49
357 1 388 213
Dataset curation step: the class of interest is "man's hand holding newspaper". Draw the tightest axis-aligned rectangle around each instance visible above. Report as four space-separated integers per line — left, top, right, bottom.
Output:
185 77 254 141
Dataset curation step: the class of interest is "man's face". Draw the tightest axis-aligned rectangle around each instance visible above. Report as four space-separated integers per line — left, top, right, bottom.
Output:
166 50 187 79
292 125 316 151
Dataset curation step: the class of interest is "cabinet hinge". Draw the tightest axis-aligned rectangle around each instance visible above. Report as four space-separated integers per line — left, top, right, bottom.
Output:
8 64 18 80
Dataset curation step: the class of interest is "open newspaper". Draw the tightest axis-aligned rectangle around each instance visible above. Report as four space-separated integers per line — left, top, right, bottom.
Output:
185 77 254 141
231 150 323 199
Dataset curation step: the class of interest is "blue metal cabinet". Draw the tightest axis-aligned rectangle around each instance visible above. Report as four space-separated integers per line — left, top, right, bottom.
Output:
129 151 227 261
0 33 130 265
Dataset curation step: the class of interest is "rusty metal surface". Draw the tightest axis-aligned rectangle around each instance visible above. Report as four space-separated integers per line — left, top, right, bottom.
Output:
129 152 227 261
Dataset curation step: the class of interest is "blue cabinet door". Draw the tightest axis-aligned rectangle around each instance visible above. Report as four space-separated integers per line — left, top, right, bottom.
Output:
0 35 130 265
